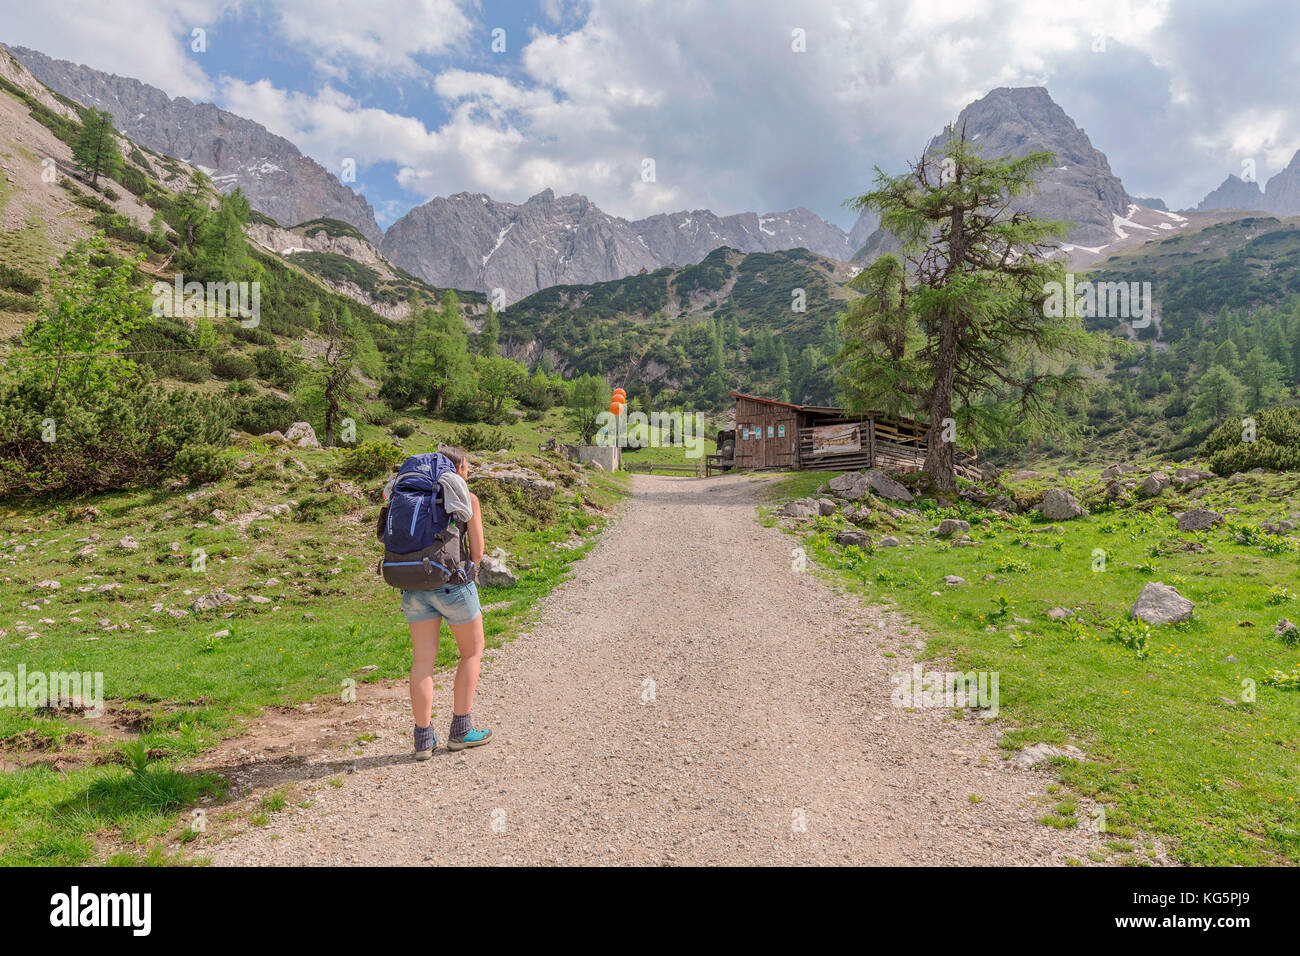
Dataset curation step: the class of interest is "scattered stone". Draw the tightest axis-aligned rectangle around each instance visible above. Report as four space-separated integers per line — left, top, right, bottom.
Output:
815 498 838 516
943 575 966 586
1137 472 1170 498
1039 488 1086 521
835 530 872 549
247 595 272 604
1010 470 1043 481
934 518 970 538
1100 463 1140 480
1047 607 1071 620
114 536 139 553
477 555 518 588
1131 581 1194 624
1276 619 1298 640
879 536 900 547
1177 508 1223 532
285 421 320 448
479 466 556 498
862 470 914 503
192 591 240 612
827 472 870 501
1011 742 1086 770
777 499 817 519
34 580 61 590
71 506 101 522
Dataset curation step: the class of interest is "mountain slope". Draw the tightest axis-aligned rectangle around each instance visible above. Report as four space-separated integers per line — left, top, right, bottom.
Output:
849 86 1134 256
7 44 382 243
381 189 856 305
496 245 856 405
1197 173 1266 212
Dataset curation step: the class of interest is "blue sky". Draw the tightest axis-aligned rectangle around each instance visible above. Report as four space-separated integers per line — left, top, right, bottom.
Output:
4 0 1300 231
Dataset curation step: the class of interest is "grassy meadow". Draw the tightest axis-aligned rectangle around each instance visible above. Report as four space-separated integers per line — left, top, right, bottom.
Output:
0 410 629 865
764 464 1300 866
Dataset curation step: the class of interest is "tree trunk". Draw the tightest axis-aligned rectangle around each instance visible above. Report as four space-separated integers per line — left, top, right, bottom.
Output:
924 316 958 493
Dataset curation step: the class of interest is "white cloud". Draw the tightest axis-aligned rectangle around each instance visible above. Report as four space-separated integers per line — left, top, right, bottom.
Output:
269 0 475 78
0 0 229 99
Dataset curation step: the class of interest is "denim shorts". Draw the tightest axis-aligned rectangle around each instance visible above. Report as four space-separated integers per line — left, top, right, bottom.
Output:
401 581 482 626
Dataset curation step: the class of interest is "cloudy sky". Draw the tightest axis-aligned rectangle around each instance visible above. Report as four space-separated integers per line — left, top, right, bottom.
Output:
3 0 1297 229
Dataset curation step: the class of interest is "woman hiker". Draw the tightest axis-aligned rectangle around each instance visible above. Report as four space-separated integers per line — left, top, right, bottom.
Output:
381 445 493 760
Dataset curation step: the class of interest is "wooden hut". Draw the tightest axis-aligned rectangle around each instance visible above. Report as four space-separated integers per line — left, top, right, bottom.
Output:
720 392 930 472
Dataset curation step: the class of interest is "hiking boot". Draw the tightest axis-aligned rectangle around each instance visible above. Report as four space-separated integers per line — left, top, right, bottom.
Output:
447 727 492 751
414 741 435 761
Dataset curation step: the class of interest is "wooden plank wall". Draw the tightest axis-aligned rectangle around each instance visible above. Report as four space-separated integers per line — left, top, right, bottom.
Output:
733 396 797 469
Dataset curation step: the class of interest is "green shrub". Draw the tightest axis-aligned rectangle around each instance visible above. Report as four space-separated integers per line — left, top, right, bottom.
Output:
0 371 234 496
452 423 512 453
338 440 404 480
1203 406 1300 474
233 394 300 435
172 444 233 484
391 422 415 439
210 351 257 381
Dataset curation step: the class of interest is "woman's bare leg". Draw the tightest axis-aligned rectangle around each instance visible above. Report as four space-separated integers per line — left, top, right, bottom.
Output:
408 617 441 727
448 614 484 716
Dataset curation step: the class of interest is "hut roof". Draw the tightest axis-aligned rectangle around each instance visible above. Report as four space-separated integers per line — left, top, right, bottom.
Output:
728 391 844 415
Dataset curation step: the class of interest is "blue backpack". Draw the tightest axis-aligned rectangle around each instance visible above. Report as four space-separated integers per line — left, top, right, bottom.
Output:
377 452 475 589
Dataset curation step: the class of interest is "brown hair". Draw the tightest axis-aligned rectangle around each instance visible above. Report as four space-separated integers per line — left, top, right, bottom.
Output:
439 445 468 471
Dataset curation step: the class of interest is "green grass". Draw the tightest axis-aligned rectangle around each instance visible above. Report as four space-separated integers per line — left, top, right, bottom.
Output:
0 430 629 864
765 464 1300 865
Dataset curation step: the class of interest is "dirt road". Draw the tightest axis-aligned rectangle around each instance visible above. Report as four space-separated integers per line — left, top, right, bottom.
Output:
205 473 1102 865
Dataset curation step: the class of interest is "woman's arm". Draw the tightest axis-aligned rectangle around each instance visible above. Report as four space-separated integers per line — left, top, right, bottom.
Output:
467 493 485 565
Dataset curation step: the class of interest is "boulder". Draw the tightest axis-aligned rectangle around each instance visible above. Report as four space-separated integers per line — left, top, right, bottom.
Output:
477 555 518 588
943 575 966 586
778 498 817 519
934 518 971 538
1039 488 1086 521
1011 742 1087 770
1177 508 1223 532
1046 607 1071 620
262 430 286 441
1100 463 1139 481
480 467 556 498
979 462 1002 482
827 472 870 501
862 470 913 502
284 421 320 448
815 497 838 516
879 536 900 547
835 529 872 549
1137 472 1170 498
1275 619 1298 640
1131 582 1194 624
34 580 61 590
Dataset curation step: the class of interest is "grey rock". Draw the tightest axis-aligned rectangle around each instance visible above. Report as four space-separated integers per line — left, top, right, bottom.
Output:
778 499 817 519
192 591 240 612
862 470 913 502
815 497 838 516
1011 742 1087 770
943 575 966 586
1047 607 1071 620
934 518 971 538
285 421 319 448
1137 472 1170 498
1039 488 1086 521
1131 581 1194 624
835 530 872 549
477 555 518 588
828 472 870 501
1177 508 1224 532
879 536 900 547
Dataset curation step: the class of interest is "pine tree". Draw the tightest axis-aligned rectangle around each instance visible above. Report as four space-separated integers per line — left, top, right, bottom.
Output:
73 108 123 188
836 133 1111 490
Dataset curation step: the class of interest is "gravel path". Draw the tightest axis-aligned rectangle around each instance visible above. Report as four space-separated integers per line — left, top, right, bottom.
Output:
206 473 1103 865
